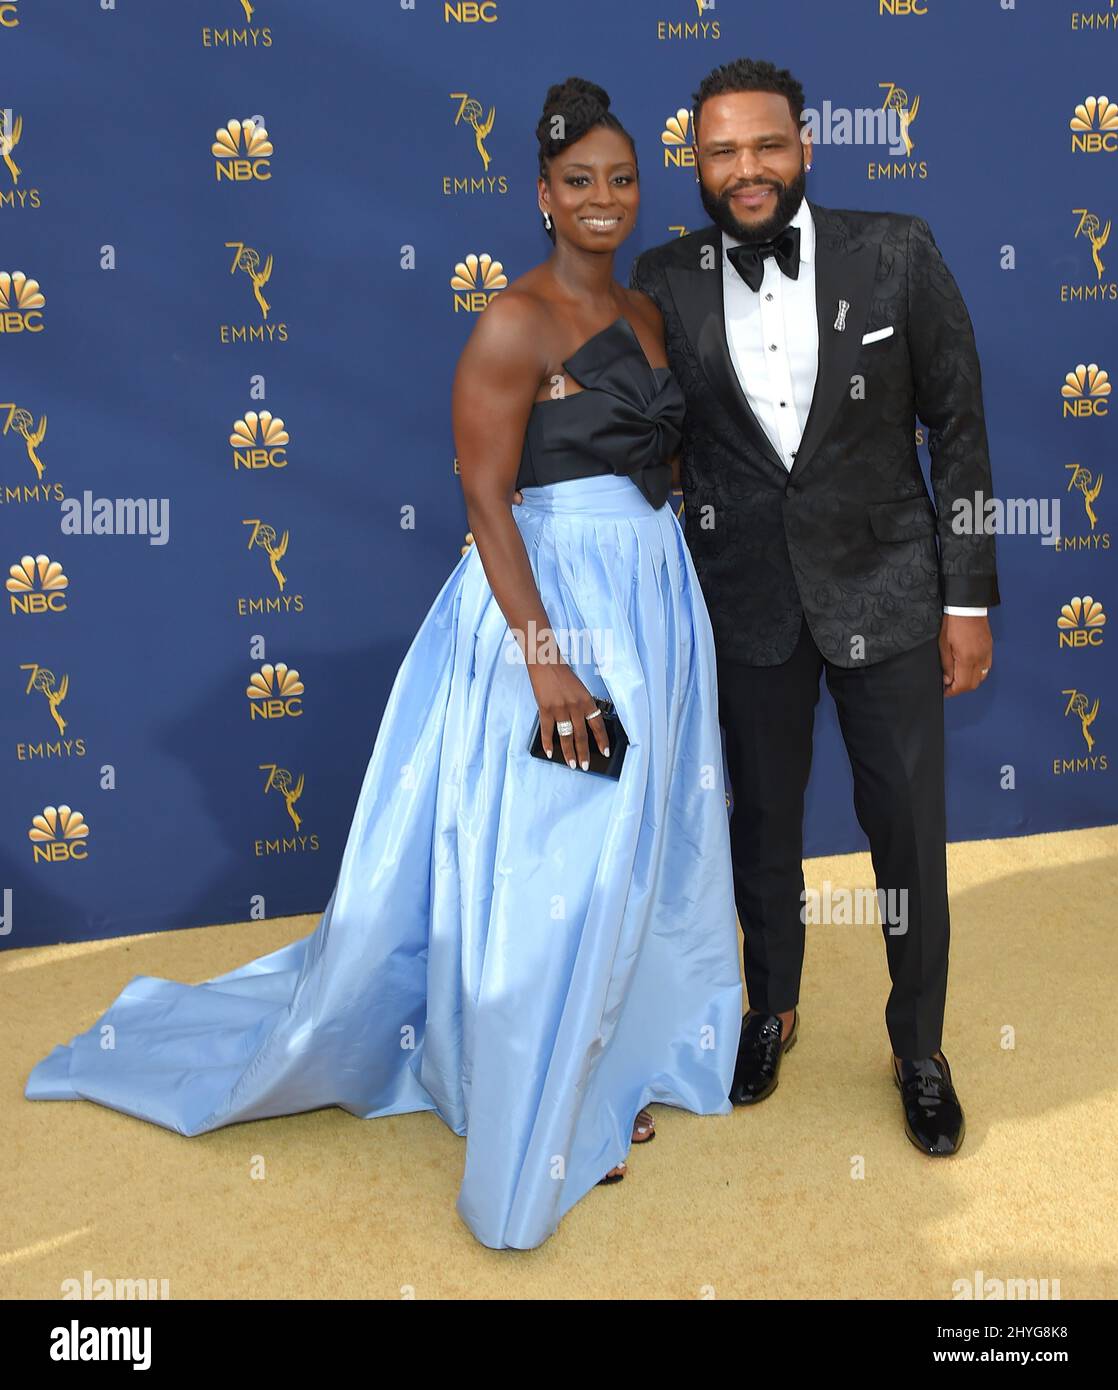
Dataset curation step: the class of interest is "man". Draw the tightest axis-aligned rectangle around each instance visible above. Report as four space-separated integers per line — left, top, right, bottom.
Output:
630 58 999 1155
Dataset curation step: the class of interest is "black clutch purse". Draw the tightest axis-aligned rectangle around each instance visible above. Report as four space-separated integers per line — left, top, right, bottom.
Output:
528 696 628 780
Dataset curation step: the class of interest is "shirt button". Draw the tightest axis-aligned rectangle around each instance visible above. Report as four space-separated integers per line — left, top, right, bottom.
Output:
779 401 787 407
769 344 778 352
765 293 774 301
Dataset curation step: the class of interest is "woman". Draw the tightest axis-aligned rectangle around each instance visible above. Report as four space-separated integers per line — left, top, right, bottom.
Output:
25 78 743 1251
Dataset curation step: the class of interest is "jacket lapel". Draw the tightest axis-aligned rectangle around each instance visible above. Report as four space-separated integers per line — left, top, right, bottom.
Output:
665 230 787 477
789 204 880 483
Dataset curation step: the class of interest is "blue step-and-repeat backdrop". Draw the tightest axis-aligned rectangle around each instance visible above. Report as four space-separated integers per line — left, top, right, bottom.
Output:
2 0 1115 948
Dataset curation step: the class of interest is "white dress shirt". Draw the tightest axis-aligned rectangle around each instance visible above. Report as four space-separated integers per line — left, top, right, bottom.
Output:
720 201 985 618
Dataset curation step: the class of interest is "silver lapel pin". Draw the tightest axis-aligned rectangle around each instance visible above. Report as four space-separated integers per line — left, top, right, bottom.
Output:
834 299 850 332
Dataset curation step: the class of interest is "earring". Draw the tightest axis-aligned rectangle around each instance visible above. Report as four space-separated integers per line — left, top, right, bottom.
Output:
543 210 552 230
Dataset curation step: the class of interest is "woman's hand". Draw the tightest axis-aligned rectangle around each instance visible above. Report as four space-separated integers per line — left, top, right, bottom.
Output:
528 661 610 770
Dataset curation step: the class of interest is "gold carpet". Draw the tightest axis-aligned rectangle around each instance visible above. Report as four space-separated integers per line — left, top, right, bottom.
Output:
2 825 1115 1300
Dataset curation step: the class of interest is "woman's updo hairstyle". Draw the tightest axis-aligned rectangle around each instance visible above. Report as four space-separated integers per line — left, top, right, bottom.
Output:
536 77 638 243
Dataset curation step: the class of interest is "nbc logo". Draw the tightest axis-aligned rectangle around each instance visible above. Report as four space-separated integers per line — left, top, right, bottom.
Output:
1057 595 1106 648
230 411 289 470
1070 95 1118 153
7 553 68 614
450 253 507 312
662 109 695 169
1061 362 1110 417
247 662 304 719
29 804 90 863
0 270 44 332
212 117 273 181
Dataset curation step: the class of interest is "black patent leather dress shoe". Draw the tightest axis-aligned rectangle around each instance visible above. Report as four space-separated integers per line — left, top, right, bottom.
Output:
893 1052 966 1156
729 1009 798 1106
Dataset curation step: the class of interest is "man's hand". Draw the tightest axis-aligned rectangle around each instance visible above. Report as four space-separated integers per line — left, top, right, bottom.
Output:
938 614 993 697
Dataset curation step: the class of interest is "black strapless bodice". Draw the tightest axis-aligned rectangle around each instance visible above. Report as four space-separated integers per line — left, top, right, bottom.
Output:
516 316 685 510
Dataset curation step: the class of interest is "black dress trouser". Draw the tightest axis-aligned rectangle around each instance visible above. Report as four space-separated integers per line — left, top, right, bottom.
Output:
716 617 950 1061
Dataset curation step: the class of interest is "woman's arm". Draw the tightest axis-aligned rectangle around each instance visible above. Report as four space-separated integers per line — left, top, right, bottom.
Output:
452 294 608 770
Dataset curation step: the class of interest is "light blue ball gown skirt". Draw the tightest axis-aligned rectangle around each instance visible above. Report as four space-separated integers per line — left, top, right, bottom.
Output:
26 474 743 1250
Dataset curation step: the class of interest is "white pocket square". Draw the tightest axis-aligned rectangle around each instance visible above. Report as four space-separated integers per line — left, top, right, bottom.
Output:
861 326 894 344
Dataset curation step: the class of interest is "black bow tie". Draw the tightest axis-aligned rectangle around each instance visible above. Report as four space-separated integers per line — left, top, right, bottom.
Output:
725 224 801 292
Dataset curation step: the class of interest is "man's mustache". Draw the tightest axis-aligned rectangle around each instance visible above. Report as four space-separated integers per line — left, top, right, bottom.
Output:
723 180 784 196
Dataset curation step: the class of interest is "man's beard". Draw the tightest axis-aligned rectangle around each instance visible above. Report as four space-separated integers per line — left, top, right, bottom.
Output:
699 163 807 244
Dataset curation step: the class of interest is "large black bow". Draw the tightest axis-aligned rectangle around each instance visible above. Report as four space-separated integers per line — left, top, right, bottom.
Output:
725 224 801 293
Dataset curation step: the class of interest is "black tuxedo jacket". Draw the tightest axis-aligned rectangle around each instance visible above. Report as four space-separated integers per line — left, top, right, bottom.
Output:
630 202 1000 668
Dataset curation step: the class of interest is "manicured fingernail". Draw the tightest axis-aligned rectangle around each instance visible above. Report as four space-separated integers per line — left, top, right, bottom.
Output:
603 746 610 756
581 760 589 771
568 759 577 769
545 749 552 758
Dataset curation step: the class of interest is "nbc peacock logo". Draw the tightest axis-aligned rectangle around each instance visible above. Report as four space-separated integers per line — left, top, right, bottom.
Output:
230 410 289 470
212 116 273 182
28 804 90 863
661 108 696 169
450 253 507 312
1070 95 1118 153
247 662 304 719
1057 595 1106 648
0 270 44 332
237 518 303 616
7 553 68 614
1061 362 1110 417
220 240 287 343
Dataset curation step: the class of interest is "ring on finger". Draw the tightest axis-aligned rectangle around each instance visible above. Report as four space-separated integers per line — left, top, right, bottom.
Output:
586 709 602 721
556 719 574 736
